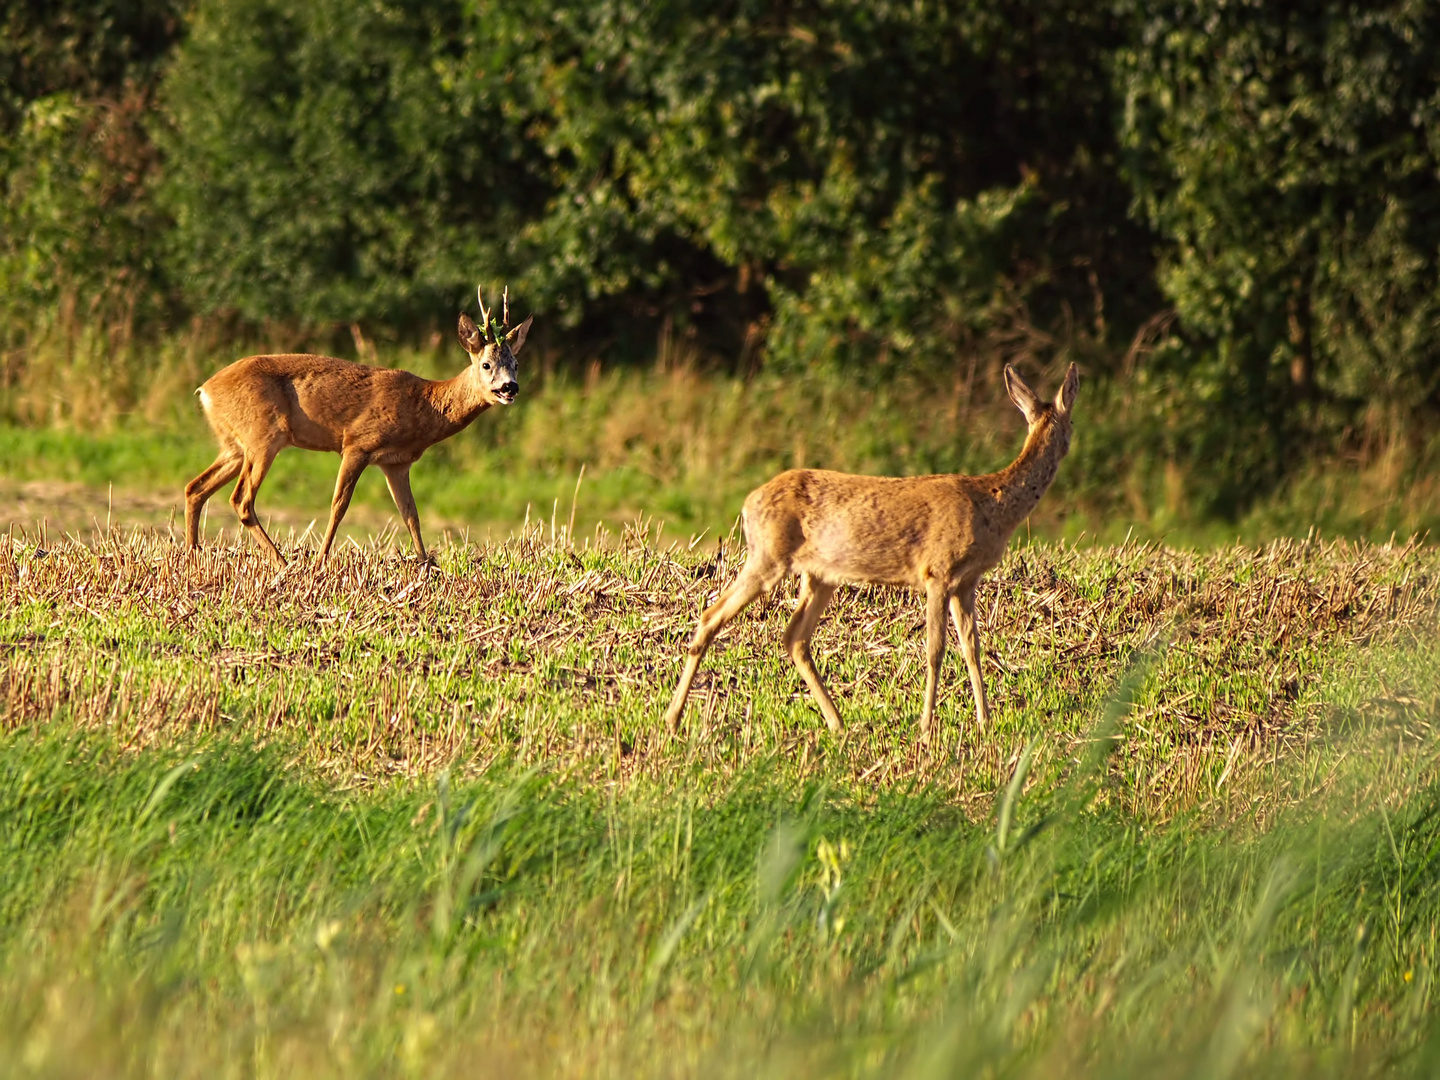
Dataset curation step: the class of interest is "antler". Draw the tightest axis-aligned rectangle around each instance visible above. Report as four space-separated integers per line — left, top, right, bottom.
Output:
502 285 510 329
476 285 492 336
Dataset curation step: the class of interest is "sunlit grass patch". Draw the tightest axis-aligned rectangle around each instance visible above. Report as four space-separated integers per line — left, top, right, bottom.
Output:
3 528 1436 814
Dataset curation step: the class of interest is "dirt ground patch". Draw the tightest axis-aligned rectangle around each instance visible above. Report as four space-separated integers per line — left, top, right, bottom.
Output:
0 477 409 548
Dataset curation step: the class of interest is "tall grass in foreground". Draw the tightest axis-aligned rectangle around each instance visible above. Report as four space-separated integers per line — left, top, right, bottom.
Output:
0 721 1437 1078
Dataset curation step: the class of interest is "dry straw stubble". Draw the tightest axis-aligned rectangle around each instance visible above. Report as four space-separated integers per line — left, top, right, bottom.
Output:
2 525 1438 820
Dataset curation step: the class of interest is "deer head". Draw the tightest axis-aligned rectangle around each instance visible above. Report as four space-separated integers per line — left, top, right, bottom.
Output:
1004 362 1079 454
458 286 534 405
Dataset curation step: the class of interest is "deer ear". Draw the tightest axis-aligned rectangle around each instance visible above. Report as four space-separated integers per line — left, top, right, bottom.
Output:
1004 364 1045 424
458 313 483 355
506 314 533 356
1055 363 1080 415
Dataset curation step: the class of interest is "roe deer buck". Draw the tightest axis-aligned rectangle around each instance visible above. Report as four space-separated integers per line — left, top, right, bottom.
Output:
185 288 532 566
664 363 1079 742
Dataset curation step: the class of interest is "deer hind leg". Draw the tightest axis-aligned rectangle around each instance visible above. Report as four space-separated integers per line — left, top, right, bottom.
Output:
664 560 777 734
184 445 243 549
949 582 989 731
230 439 286 566
783 574 841 733
919 578 949 744
379 463 429 565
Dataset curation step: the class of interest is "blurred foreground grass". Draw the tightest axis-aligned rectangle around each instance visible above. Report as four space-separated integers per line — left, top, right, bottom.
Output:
2 528 1440 1075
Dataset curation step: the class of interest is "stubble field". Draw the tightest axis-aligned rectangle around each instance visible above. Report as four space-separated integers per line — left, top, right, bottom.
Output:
2 524 1440 1076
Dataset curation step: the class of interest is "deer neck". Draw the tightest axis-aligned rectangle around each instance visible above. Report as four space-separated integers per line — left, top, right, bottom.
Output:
424 366 492 431
987 417 1068 534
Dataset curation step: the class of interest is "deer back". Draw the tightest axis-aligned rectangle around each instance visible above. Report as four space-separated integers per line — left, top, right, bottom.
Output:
744 469 991 588
199 353 468 458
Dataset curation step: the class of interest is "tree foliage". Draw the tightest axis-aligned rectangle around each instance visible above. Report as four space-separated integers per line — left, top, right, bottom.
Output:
0 1 183 321
4 0 1440 513
159 0 544 324
156 0 1150 360
1117 0 1440 507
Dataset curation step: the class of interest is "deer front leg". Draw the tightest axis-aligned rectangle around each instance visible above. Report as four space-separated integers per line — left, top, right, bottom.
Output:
950 582 990 730
318 451 368 562
920 578 948 743
664 562 771 735
380 463 430 565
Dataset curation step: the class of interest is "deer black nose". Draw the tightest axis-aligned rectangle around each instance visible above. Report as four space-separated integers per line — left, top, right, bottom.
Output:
499 381 519 399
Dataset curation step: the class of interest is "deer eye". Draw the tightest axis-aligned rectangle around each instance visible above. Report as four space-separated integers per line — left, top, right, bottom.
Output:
482 361 491 370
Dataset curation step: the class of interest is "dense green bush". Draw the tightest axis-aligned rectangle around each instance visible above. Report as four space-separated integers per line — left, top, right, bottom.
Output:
0 1 183 326
493 0 1153 367
5 0 1440 518
1117 0 1440 511
154 0 1152 362
159 0 543 325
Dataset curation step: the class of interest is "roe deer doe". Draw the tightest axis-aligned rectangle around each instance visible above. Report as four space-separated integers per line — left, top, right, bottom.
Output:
664 363 1079 742
185 288 533 566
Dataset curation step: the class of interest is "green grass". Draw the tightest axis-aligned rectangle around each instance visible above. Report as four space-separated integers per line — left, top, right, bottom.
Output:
2 529 1440 1075
2 726 1438 1078
9 348 1440 548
